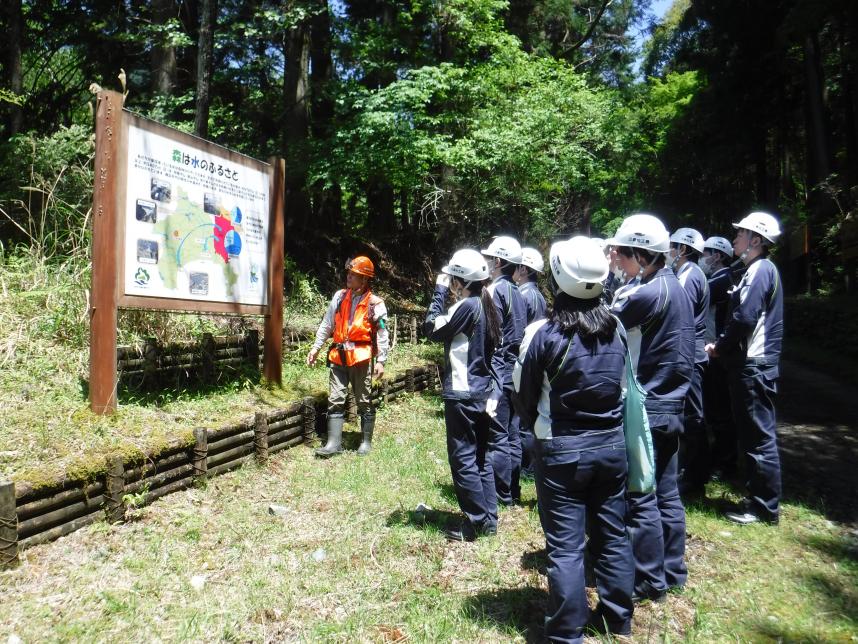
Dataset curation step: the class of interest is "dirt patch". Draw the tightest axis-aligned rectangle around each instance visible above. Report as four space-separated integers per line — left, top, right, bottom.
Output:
777 359 858 526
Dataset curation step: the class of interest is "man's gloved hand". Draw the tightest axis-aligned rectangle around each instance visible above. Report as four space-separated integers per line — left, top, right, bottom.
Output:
306 347 319 366
485 397 498 418
436 273 451 288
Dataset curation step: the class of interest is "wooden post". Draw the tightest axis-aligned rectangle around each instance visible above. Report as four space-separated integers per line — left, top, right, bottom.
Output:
244 329 260 370
302 396 316 445
254 412 269 462
90 90 123 414
410 316 418 344
143 337 159 384
201 333 216 384
406 367 416 393
345 392 358 423
382 379 390 404
0 481 18 569
263 158 285 385
104 456 125 523
192 428 208 481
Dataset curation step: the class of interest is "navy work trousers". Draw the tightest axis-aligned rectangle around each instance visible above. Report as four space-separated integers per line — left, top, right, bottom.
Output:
627 413 687 597
534 428 634 643
489 386 520 505
704 357 737 474
444 399 498 531
728 364 781 522
679 361 708 491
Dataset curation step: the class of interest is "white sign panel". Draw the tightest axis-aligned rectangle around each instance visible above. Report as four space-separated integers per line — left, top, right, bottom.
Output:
123 123 270 306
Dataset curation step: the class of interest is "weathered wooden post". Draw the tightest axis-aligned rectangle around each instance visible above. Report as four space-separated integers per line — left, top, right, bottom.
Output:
244 329 260 371
406 367 416 393
346 392 358 423
410 316 418 344
0 481 18 569
302 396 316 445
201 333 216 384
143 337 159 384
104 456 126 523
192 428 208 481
254 412 269 462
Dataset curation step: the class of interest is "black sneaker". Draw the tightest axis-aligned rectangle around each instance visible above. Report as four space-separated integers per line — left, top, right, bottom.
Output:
631 588 667 604
724 498 778 525
443 521 496 542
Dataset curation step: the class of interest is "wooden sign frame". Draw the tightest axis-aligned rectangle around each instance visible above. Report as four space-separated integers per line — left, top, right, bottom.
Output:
90 90 285 414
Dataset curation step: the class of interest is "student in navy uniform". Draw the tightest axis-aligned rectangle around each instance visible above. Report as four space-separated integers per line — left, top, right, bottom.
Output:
701 236 738 479
424 249 502 541
668 227 711 498
481 236 528 506
606 243 642 305
608 213 694 603
706 212 784 525
514 247 548 323
514 236 634 643
513 246 547 482
595 238 622 303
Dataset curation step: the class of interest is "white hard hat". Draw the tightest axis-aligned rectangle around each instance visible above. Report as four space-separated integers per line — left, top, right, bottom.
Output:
481 235 523 264
549 236 608 300
606 213 670 254
732 211 781 243
704 236 733 257
670 227 705 254
441 249 490 282
591 237 607 251
519 247 544 272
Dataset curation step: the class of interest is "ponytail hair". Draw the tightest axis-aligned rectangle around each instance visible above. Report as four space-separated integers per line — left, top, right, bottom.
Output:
464 279 501 350
549 292 616 347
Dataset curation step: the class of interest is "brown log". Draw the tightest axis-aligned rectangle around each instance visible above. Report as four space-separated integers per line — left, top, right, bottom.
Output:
145 476 194 504
269 434 305 454
267 425 304 446
104 456 125 523
18 494 105 539
0 481 18 569
123 463 194 497
207 444 254 470
19 511 102 550
206 458 250 479
208 420 251 443
207 429 254 455
16 480 104 521
267 400 303 423
268 414 303 432
125 449 192 483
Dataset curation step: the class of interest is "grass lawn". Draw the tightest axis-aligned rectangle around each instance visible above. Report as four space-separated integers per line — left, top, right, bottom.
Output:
0 331 441 486
2 393 856 642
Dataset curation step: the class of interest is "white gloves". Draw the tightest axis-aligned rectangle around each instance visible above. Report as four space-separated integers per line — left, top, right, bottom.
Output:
436 273 451 288
485 397 498 418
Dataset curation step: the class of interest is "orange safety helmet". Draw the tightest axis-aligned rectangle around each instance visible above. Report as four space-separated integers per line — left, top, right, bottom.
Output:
346 255 375 278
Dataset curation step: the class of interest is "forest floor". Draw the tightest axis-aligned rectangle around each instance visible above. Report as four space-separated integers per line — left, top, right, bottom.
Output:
1 360 857 642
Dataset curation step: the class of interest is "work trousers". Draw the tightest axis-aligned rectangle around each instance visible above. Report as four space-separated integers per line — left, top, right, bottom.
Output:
728 363 781 522
488 386 521 505
535 428 634 643
328 361 372 418
443 399 498 531
704 357 737 474
627 413 687 597
679 361 708 491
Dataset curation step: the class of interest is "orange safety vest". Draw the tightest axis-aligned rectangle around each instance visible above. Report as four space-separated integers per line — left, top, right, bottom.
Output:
328 289 375 367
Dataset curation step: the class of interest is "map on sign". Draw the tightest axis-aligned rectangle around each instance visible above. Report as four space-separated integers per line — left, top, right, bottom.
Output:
123 123 269 306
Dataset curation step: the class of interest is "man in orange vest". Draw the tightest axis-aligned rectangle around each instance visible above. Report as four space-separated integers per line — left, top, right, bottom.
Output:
307 256 389 457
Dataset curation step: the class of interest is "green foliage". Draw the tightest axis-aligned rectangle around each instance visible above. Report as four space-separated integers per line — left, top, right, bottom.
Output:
0 124 94 257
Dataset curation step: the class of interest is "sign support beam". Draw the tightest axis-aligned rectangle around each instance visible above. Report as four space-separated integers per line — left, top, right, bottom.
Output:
90 90 123 414
263 158 285 386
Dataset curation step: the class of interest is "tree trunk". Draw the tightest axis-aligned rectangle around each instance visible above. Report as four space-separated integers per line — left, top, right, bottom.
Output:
803 32 831 187
193 0 217 137
151 0 178 96
839 19 858 189
283 21 312 231
310 0 341 232
3 0 23 135
367 178 396 234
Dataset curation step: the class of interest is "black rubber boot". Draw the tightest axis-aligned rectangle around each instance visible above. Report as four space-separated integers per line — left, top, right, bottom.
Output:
315 415 344 458
357 412 375 456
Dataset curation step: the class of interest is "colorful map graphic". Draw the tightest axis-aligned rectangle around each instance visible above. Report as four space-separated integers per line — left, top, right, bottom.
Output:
153 187 241 292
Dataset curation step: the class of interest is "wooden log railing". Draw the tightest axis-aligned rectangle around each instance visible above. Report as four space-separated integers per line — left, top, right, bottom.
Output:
1 362 440 568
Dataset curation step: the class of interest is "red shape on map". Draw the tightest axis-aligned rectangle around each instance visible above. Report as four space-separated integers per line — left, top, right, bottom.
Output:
213 215 234 263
